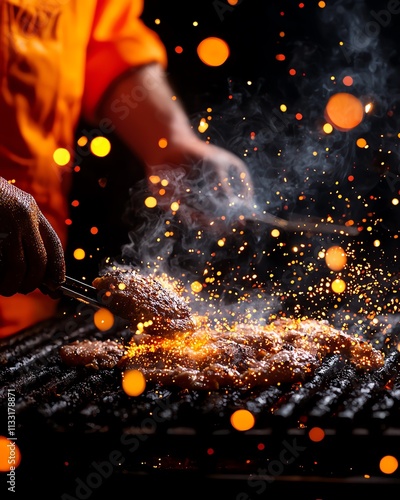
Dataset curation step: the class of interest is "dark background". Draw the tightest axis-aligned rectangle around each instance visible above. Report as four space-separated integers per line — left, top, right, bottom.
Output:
65 0 400 316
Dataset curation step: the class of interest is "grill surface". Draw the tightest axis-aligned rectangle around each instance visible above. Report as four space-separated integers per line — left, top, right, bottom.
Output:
1 303 400 498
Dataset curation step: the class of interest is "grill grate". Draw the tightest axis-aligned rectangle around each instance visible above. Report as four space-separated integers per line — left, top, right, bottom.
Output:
1 309 400 498
1 311 400 430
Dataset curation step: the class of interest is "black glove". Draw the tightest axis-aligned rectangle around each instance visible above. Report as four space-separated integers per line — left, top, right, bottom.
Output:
0 177 65 296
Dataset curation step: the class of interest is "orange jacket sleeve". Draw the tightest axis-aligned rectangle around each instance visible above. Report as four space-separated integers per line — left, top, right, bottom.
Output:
82 0 168 123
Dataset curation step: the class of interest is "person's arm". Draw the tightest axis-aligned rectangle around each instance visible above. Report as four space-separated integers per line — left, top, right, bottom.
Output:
97 63 254 223
0 177 65 296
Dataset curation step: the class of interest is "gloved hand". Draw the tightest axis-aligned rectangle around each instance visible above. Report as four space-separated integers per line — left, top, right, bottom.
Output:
0 177 65 296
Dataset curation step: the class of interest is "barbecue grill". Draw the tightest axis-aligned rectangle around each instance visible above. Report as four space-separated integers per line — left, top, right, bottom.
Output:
1 298 400 499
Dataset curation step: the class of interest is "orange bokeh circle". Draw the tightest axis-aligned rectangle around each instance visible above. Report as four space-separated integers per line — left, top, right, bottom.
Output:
0 436 21 472
197 37 230 67
324 92 364 131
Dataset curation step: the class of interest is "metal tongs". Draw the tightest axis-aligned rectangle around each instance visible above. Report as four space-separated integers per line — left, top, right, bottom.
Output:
211 199 359 236
58 276 103 308
248 211 360 236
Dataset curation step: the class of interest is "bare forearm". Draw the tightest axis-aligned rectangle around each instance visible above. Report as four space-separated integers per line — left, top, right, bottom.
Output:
96 62 254 217
98 63 199 166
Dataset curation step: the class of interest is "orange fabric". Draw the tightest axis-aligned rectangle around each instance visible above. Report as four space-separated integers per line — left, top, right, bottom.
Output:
0 293 58 338
83 0 168 122
0 0 167 338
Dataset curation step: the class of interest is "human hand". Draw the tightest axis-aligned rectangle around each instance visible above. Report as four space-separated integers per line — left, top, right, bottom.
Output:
101 64 254 227
146 141 255 229
0 178 66 296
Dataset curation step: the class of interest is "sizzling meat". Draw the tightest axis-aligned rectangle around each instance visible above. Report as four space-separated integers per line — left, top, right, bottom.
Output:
59 317 385 390
60 339 125 370
92 267 195 335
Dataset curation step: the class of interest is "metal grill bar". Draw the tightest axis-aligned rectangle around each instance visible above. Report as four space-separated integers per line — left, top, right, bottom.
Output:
273 356 346 419
337 351 400 420
1 315 400 435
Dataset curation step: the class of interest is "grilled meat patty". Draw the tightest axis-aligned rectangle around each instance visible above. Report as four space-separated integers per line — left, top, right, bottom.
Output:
60 339 125 370
59 317 385 390
92 267 195 335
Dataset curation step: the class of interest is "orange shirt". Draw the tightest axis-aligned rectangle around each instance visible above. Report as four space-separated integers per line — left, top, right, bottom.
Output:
0 0 167 337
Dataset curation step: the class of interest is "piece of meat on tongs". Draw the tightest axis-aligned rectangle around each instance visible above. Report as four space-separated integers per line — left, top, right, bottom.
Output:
92 267 195 336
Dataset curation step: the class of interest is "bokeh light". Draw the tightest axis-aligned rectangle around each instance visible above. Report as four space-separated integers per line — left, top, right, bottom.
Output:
170 201 180 211
323 123 334 134
308 427 325 442
73 248 85 260
380 455 398 474
342 75 353 86
324 92 364 131
198 118 209 133
325 246 347 271
0 436 21 472
77 136 88 147
331 278 346 294
122 369 146 396
191 281 203 293
230 409 255 431
90 136 111 157
197 37 230 66
356 137 367 148
144 196 157 208
53 147 71 166
93 308 115 331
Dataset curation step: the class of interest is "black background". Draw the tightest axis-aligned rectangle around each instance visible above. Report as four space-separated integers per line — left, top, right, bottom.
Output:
66 0 400 301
